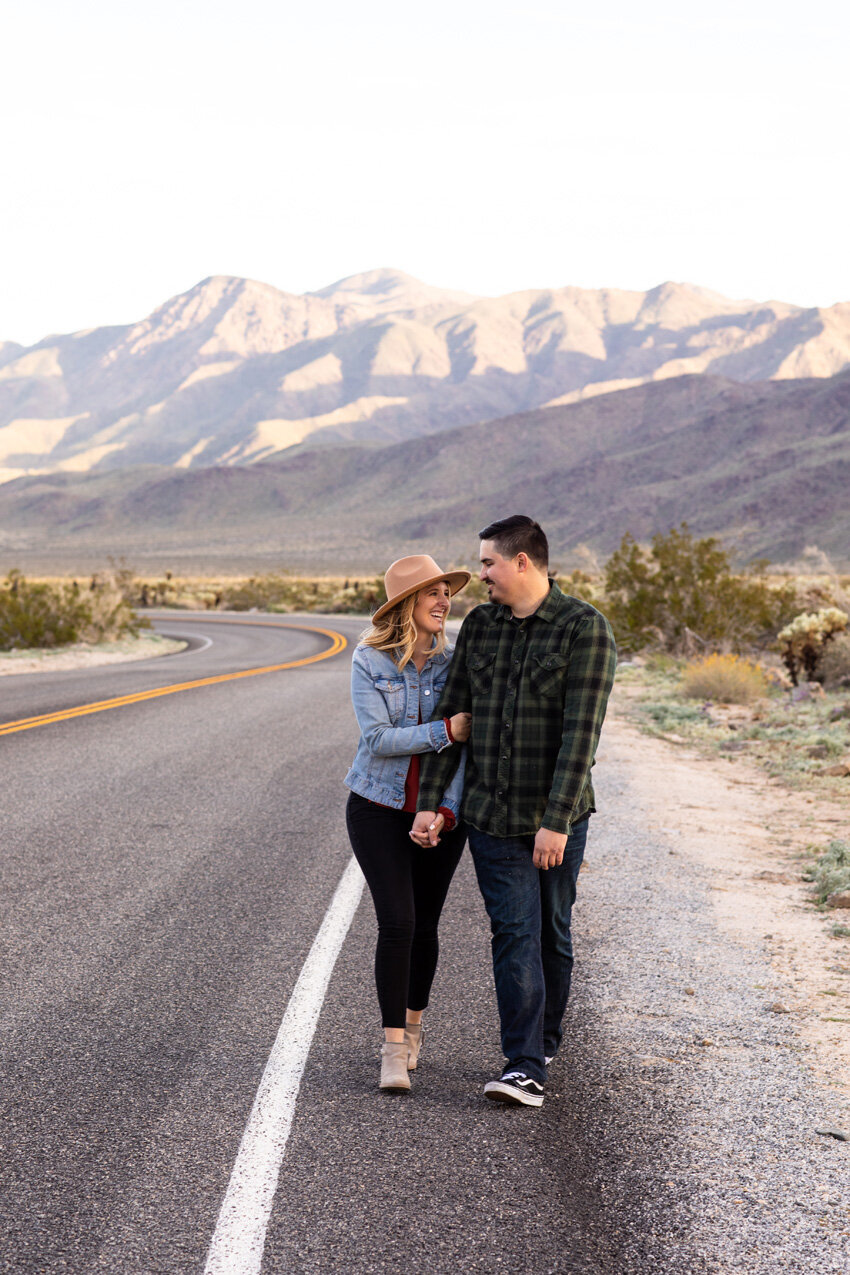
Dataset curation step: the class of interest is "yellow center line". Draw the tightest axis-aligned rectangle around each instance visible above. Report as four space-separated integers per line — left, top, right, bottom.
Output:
0 620 348 738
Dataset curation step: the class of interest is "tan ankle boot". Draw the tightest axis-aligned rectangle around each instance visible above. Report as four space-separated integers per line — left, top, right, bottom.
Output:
380 1042 411 1091
404 1023 423 1070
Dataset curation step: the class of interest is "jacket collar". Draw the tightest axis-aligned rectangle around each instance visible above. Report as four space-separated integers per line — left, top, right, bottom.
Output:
370 643 451 667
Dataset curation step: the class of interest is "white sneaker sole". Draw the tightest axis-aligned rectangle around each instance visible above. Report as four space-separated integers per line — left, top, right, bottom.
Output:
483 1079 544 1108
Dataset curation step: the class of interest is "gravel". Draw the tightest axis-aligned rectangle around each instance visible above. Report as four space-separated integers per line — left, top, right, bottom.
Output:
562 756 850 1272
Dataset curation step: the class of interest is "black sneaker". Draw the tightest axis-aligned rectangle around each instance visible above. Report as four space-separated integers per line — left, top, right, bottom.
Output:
483 1070 544 1107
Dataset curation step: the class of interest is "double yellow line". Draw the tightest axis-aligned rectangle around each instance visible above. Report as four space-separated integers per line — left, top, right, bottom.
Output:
0 620 347 738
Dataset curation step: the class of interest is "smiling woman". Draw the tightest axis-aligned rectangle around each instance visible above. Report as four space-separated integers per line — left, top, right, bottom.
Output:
343 553 472 1092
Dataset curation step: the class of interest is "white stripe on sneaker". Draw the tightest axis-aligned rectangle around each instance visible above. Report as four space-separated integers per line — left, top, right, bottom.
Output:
483 1071 544 1108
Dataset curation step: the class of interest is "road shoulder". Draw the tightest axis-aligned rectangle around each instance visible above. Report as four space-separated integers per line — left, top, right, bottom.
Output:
0 633 186 677
605 685 850 1112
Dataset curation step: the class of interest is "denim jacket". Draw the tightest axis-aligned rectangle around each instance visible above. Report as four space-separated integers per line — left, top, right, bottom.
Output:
344 642 466 817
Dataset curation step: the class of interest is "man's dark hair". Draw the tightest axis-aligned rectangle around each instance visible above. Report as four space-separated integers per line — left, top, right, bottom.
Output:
478 515 549 569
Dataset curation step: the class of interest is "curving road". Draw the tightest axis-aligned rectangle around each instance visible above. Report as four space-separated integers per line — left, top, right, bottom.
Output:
0 615 846 1274
0 614 360 1273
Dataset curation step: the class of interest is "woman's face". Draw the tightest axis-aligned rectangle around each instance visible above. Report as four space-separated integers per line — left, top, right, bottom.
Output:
412 581 451 637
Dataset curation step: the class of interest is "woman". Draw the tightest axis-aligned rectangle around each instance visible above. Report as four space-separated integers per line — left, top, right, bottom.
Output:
345 554 472 1093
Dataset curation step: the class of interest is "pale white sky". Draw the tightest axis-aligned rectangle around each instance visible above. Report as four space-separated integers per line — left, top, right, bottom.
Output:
2 0 848 345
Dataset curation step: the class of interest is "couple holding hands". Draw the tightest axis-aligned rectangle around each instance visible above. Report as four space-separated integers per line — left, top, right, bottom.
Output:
344 515 617 1107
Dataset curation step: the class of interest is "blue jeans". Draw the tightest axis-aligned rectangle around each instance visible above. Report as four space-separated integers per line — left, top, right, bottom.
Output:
468 820 588 1083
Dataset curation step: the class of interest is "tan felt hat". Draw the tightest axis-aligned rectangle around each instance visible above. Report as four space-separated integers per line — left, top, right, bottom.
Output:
372 555 471 621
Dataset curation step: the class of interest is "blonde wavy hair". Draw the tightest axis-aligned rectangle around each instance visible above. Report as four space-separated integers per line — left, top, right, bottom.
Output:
361 588 448 669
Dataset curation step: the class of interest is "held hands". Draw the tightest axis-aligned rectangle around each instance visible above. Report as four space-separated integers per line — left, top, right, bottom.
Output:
533 826 568 870
410 810 445 847
410 711 469 848
449 712 472 742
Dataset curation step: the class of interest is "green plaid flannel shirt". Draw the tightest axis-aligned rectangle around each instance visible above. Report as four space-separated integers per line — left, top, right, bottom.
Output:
419 583 617 837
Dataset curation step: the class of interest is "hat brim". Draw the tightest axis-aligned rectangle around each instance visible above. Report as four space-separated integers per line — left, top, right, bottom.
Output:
371 570 472 622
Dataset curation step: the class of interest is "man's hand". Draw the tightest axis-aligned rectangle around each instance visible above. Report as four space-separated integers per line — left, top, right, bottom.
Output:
533 826 567 870
410 810 445 847
449 712 472 742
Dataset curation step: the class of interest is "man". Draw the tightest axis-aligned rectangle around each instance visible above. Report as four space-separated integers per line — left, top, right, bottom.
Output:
413 515 617 1107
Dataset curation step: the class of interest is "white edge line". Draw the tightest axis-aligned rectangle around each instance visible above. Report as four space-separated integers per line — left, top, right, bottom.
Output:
155 632 214 656
203 856 365 1275
188 634 214 654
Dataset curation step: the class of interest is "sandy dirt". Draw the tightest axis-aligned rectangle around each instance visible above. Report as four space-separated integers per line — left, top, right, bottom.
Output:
607 685 850 1113
0 634 186 676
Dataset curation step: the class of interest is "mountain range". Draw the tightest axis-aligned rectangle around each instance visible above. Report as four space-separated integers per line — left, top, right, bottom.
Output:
2 369 848 574
3 268 850 486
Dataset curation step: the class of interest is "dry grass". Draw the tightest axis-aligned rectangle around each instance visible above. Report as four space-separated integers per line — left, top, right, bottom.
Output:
622 656 850 805
681 653 770 704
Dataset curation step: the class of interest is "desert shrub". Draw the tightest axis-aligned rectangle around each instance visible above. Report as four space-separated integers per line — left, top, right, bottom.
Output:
0 569 146 650
449 574 488 617
682 653 770 704
222 575 298 611
777 607 848 685
219 575 388 614
819 634 850 689
105 556 139 603
781 547 850 610
603 524 795 653
0 571 90 649
803 840 850 906
325 577 387 614
84 569 150 642
640 702 705 731
556 569 604 608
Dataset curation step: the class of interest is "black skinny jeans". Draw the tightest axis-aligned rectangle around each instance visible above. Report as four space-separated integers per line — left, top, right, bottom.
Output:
346 792 466 1029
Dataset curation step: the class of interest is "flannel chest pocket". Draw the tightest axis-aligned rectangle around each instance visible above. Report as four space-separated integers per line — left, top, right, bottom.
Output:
530 652 567 698
467 651 496 695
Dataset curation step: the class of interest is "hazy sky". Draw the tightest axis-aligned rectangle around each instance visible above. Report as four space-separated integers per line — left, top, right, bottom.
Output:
3 0 848 345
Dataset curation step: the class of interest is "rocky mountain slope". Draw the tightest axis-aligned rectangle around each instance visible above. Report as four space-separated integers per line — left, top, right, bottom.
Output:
2 270 850 485
2 370 847 573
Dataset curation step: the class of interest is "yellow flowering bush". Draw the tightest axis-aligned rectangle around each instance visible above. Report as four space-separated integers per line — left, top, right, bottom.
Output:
681 653 770 704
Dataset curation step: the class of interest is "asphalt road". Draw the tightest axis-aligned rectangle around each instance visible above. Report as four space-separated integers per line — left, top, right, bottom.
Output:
1 614 846 1274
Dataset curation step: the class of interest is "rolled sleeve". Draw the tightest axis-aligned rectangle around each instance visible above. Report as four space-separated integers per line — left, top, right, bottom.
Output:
427 718 452 752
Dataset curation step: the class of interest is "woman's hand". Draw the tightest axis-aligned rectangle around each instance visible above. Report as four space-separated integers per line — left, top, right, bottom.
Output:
449 712 472 742
409 811 445 846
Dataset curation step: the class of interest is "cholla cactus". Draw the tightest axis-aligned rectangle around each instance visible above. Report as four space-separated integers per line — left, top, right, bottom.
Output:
777 607 848 685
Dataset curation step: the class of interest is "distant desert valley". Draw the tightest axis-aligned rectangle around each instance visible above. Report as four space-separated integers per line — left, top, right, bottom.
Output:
0 268 848 572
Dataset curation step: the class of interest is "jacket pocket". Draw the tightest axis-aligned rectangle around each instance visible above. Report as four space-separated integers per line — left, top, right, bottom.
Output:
530 652 567 698
467 651 496 695
374 677 405 722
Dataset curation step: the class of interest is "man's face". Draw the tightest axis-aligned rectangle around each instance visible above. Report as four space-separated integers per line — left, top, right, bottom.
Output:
479 539 519 605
